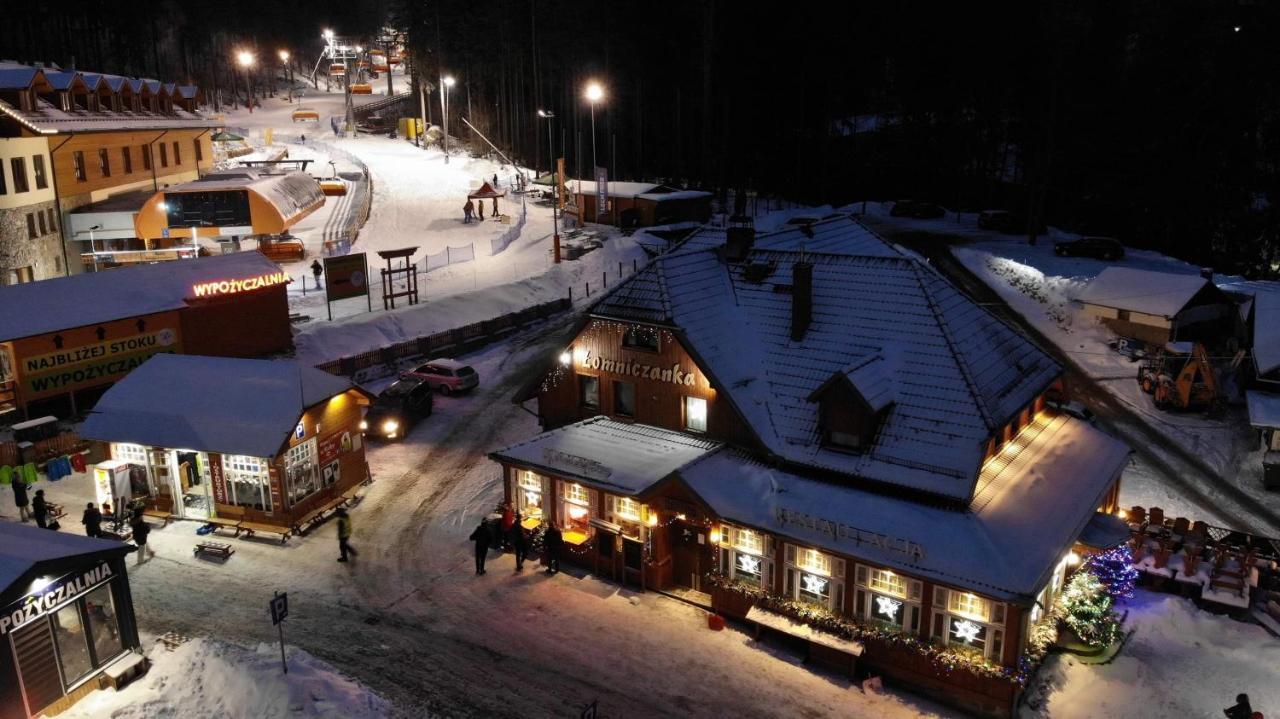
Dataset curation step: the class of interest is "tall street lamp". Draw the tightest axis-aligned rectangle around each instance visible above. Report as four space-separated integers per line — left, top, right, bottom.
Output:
237 50 257 113
584 82 604 172
538 109 560 262
278 50 291 101
440 74 455 163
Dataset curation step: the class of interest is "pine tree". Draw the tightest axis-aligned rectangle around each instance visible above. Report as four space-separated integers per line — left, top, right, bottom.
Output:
1059 571 1119 649
1086 546 1139 602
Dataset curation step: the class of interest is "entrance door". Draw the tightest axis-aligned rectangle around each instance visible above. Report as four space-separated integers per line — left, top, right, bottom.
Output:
175 451 211 519
671 520 709 590
596 530 618 581
623 537 644 588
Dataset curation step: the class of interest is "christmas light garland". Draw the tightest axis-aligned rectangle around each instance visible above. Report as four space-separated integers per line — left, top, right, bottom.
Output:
1085 546 1138 602
706 573 1035 686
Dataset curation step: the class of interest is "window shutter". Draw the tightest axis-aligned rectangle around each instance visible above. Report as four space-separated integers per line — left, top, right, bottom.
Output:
786 568 796 597
909 606 920 633
833 581 845 615
785 544 796 564
605 494 615 519
908 580 923 602
856 589 866 617
855 565 867 587
993 602 1005 625
833 558 846 579
932 612 946 640
934 586 948 607
991 629 1004 660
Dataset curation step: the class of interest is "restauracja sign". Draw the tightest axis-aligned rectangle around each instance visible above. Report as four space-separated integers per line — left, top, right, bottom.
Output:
0 562 113 635
580 350 698 386
775 508 926 561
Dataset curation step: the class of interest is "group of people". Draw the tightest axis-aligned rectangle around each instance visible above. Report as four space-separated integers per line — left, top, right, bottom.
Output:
462 198 496 224
469 502 562 576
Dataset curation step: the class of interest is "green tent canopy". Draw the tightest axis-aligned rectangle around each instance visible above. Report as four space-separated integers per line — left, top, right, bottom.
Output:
212 131 245 142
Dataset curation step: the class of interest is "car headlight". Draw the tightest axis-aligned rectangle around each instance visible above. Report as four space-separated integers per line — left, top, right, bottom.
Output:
359 420 368 431
381 419 399 435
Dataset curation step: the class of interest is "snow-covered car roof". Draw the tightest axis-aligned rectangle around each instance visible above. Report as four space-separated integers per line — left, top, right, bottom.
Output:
1077 267 1216 319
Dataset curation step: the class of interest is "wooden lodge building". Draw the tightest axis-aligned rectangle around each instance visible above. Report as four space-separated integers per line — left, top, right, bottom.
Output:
493 217 1132 718
79 355 370 535
0 63 216 280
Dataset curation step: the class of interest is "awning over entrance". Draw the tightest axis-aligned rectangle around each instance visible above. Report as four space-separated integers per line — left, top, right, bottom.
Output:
488 416 720 495
1077 511 1131 550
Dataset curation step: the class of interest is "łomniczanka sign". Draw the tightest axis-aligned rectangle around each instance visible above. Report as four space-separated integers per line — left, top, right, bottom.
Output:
775 508 926 561
580 351 697 387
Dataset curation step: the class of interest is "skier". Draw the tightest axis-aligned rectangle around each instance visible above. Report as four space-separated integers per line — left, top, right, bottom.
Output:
469 519 491 575
543 524 563 574
310 259 323 289
11 475 29 522
1225 694 1254 719
82 502 103 538
463 199 474 224
32 489 48 529
512 514 528 573
492 172 499 187
130 515 155 564
336 508 356 562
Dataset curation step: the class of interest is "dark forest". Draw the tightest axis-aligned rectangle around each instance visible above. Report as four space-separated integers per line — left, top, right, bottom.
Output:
6 0 1279 275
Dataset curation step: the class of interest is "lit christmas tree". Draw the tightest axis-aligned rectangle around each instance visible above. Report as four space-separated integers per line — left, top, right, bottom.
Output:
1086 546 1139 601
1059 571 1120 649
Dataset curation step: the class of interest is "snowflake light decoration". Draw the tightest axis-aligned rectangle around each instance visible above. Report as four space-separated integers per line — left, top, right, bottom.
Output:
737 554 761 575
952 619 982 644
801 573 828 595
875 595 902 621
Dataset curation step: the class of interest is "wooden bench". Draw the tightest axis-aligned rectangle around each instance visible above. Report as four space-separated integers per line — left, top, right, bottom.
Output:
1210 576 1245 596
143 509 173 527
193 540 234 559
238 521 290 544
293 506 330 536
201 517 243 537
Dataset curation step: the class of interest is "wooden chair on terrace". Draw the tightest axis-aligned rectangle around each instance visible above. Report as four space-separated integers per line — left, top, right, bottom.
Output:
1182 550 1202 578
1148 506 1165 531
1129 506 1147 527
1172 517 1191 538
1189 520 1209 544
1153 545 1172 569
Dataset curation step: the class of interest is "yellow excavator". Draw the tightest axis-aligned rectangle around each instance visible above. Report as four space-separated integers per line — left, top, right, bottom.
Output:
1137 342 1221 412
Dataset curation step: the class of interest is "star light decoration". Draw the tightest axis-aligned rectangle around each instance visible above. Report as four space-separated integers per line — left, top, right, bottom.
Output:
875 595 902 621
801 573 828 595
737 554 761 575
523 490 540 507
952 619 982 644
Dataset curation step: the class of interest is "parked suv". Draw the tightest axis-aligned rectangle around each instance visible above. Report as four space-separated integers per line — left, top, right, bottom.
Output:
362 377 433 441
1054 237 1125 261
401 358 480 395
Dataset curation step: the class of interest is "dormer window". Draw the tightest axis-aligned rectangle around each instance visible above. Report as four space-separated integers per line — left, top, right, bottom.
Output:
622 326 659 352
808 353 895 453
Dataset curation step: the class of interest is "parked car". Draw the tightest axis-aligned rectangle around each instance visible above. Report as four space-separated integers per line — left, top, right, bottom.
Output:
977 209 1047 235
890 199 946 219
401 358 480 395
1047 398 1096 424
1054 237 1125 261
361 377 434 440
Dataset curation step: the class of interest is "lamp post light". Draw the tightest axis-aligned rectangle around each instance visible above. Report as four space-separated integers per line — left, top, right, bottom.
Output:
538 109 561 263
584 82 604 172
278 50 292 101
440 74 456 163
237 50 257 113
86 224 103 272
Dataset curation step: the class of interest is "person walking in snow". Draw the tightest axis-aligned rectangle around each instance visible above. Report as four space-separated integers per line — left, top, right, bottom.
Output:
1225 694 1254 719
543 524 563 574
463 199 474 223
82 502 103 538
512 513 528 572
311 259 324 289
32 489 48 529
336 507 356 562
131 515 155 564
476 198 486 221
469 519 491 575
11 475 29 522
492 172 499 187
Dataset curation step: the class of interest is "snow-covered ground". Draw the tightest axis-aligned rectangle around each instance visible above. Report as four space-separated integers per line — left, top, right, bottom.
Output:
1023 590 1280 718
211 69 649 363
60 638 389 719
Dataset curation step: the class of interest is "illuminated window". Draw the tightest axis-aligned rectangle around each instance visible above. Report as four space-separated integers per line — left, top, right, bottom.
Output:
684 396 707 433
718 524 774 588
284 438 318 506
579 375 599 409
559 481 595 536
733 527 763 555
514 471 544 521
615 496 642 521
784 545 844 612
799 548 831 575
949 591 989 621
223 454 271 512
565 483 590 506
932 587 1005 660
868 569 906 597
855 564 922 633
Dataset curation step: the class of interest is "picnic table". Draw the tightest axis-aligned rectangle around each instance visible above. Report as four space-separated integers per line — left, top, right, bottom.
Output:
194 540 234 560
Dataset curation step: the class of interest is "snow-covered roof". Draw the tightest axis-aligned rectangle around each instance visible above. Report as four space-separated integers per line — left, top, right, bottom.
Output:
572 181 664 199
679 215 895 256
0 252 286 342
839 353 896 413
81 354 355 459
489 416 721 495
591 221 1060 501
0 95 218 133
1247 390 1280 429
680 412 1129 601
0 521 131 592
167 170 324 226
0 67 39 90
1221 280 1280 375
1077 267 1214 319
636 190 713 202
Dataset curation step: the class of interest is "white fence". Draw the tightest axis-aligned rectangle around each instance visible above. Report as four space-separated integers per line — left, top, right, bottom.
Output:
489 195 528 255
419 244 477 272
308 140 373 256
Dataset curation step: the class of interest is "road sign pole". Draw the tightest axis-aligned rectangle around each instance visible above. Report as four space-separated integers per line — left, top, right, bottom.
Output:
271 591 289 674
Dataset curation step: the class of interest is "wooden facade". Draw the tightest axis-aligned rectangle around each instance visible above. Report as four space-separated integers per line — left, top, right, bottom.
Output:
47 130 213 204
537 320 756 446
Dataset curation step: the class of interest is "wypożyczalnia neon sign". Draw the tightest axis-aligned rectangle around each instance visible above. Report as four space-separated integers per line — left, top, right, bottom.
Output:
579 350 698 386
190 271 289 298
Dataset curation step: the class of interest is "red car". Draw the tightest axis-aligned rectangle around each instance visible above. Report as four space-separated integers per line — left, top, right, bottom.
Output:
400 358 479 395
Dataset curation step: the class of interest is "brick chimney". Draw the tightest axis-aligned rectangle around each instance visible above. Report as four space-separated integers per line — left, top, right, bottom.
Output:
725 215 755 263
790 261 813 342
